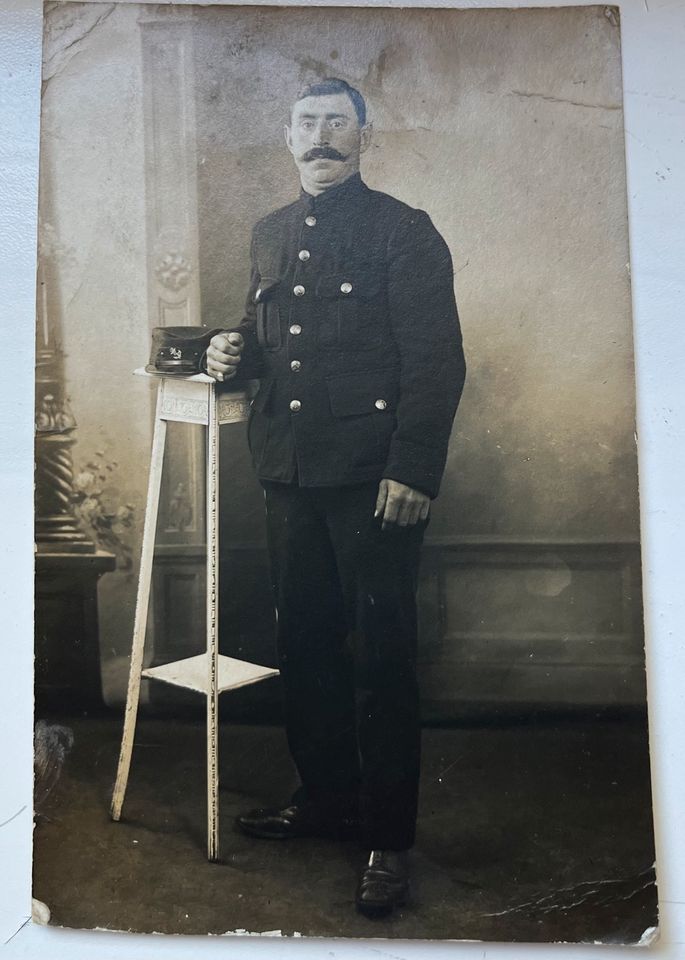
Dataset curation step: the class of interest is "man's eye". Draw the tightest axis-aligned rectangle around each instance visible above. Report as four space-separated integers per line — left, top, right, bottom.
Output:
300 120 314 130
329 120 345 130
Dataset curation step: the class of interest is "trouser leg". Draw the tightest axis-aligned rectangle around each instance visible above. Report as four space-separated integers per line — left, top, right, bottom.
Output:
263 482 360 813
324 484 425 851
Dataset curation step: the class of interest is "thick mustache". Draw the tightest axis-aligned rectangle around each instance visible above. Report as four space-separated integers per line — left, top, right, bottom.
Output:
302 147 347 162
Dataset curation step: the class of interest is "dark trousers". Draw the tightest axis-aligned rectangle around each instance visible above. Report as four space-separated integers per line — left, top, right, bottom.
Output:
262 480 426 850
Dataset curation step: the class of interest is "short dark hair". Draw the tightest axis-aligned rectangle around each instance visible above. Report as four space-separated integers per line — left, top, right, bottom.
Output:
293 78 367 127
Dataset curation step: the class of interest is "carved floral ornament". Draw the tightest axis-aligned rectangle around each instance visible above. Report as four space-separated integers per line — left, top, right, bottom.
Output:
155 250 193 290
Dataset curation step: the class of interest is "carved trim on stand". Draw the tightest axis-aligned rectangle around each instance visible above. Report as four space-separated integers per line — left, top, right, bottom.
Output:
218 394 250 425
160 379 209 424
160 396 210 423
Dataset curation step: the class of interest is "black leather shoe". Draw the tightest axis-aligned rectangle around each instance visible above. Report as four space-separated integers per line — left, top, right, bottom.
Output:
236 803 361 840
355 850 410 918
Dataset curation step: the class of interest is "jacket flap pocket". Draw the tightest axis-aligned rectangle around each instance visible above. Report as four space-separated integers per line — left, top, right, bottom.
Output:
327 370 398 417
316 272 381 300
254 278 280 303
251 378 275 414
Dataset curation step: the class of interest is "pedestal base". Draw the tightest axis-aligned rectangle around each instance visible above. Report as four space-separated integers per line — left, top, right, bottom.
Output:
35 551 116 713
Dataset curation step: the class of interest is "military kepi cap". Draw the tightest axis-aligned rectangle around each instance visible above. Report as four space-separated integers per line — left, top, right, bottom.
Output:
146 326 224 375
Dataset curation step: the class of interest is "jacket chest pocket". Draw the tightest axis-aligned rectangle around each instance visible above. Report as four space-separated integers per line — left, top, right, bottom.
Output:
255 278 281 350
315 272 383 348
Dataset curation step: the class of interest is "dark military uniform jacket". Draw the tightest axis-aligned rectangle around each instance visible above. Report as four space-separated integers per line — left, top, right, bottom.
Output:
231 173 466 499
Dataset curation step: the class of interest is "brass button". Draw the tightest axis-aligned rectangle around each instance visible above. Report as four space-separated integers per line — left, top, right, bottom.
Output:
298 250 310 261
375 399 387 411
340 282 353 294
305 215 317 227
290 359 301 371
289 399 302 413
289 324 302 336
293 284 305 296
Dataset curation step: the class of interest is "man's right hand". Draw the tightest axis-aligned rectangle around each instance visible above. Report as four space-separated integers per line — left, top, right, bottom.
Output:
206 331 244 382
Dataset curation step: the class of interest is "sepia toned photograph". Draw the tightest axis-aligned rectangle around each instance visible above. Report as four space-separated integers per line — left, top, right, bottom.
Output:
33 1 657 944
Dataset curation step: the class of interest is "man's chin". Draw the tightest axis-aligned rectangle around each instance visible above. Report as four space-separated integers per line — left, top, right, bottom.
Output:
307 159 341 176
298 159 356 194
309 161 355 183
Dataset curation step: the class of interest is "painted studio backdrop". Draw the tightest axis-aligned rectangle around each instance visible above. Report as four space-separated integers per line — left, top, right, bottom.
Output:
34 2 657 944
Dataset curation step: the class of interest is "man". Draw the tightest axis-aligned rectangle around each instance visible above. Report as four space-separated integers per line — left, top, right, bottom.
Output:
206 78 466 918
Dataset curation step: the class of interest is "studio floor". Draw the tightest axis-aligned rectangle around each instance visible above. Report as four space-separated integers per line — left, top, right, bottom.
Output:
32 713 657 944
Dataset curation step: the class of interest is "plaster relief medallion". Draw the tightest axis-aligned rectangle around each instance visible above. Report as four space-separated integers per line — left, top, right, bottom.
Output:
153 227 194 291
155 250 192 290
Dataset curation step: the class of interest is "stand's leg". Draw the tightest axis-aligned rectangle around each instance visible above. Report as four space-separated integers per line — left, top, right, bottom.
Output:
206 385 220 861
111 389 167 821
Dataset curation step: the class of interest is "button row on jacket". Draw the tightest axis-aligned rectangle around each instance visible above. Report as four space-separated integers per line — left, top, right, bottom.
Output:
291 281 353 296
290 397 384 413
298 249 310 261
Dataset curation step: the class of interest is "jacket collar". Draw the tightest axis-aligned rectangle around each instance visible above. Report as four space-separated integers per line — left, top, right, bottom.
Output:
300 172 368 212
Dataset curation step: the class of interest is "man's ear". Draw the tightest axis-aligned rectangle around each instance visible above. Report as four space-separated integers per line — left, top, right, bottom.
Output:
359 122 373 155
284 123 294 156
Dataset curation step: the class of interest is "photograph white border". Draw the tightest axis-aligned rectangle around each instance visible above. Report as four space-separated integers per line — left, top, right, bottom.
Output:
2 0 683 956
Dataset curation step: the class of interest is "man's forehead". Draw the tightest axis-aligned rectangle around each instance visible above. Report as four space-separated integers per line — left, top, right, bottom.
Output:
291 93 358 120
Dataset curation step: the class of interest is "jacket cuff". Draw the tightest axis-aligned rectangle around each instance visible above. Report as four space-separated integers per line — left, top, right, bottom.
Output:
199 326 263 381
382 437 447 500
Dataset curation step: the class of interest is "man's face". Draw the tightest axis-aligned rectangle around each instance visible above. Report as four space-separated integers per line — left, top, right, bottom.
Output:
285 92 371 195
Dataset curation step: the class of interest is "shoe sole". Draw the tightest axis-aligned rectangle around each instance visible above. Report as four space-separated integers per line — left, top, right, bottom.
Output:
355 896 407 919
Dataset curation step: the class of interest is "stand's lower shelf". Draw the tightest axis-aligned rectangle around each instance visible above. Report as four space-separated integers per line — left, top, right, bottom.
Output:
142 654 279 695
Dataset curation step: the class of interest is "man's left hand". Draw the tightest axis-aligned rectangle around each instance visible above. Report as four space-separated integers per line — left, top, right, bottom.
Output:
374 479 430 531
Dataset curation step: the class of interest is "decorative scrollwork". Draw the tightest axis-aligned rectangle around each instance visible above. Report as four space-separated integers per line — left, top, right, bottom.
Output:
160 395 208 422
35 393 77 433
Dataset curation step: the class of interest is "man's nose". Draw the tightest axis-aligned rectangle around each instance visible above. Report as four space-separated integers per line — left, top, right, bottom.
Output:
313 121 331 144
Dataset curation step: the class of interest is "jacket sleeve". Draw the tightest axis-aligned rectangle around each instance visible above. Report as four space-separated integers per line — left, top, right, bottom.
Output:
201 230 265 381
226 230 266 382
382 209 466 499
